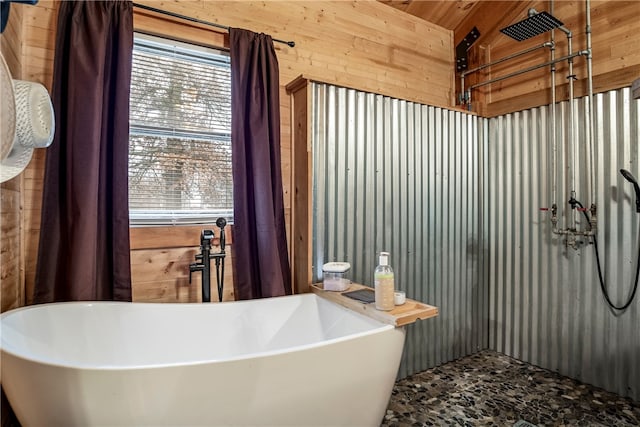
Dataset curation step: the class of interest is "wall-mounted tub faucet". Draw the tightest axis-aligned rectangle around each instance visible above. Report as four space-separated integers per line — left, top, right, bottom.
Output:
189 218 227 302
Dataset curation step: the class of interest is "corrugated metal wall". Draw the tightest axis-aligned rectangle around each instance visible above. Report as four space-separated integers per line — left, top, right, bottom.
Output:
309 82 638 401
487 87 640 401
311 83 490 376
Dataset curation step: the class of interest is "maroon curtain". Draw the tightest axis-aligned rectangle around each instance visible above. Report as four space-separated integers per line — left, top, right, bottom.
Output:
34 1 133 303
230 28 292 299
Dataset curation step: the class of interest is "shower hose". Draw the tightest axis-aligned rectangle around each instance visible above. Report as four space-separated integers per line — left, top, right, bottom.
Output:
576 200 640 311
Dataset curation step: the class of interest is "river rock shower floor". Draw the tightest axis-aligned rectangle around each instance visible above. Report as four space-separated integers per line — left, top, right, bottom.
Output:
383 350 640 426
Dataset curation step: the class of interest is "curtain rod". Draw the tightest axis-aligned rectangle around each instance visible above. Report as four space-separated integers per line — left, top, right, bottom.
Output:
132 3 296 47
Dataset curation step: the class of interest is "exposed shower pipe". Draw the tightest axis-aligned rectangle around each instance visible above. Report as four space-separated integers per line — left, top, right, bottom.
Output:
535 5 586 241
459 42 554 106
468 50 588 91
474 4 597 244
461 42 554 78
550 1 558 216
585 0 597 230
532 5 580 235
461 4 598 244
566 26 578 233
548 1 598 244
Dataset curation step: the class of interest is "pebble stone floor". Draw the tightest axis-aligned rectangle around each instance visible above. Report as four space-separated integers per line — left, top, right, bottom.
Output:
382 350 640 427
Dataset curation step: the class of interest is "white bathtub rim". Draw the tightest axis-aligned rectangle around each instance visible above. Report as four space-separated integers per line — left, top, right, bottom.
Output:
0 298 397 371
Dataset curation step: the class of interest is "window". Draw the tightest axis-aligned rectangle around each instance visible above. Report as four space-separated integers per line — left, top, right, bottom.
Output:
128 33 232 225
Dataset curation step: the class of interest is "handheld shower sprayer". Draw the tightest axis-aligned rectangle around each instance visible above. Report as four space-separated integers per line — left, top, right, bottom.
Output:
216 217 227 251
581 169 640 312
620 169 640 213
213 217 227 301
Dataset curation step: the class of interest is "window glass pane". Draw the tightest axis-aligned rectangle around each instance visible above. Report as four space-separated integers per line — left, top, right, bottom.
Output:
129 33 232 225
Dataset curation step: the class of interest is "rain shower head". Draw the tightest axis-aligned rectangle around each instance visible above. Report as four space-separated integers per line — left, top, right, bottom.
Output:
500 11 564 41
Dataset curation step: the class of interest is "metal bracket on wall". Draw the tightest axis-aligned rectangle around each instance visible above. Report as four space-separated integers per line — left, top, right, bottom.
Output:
455 27 480 72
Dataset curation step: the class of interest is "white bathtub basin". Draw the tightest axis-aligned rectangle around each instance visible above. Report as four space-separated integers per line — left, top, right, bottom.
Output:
1 293 405 426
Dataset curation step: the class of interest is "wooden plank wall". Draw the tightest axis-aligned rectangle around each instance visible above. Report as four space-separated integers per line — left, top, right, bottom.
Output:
285 77 312 294
137 0 455 106
1 3 24 313
459 1 640 116
16 1 57 305
130 226 235 302
10 0 454 303
2 6 30 424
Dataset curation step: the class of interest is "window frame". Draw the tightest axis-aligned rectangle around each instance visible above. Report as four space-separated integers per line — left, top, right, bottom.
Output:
128 32 234 227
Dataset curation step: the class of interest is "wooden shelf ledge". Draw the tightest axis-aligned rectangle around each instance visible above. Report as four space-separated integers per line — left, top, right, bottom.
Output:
310 283 438 327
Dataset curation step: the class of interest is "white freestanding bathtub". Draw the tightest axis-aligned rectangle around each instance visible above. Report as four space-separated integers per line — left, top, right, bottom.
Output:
0 293 405 426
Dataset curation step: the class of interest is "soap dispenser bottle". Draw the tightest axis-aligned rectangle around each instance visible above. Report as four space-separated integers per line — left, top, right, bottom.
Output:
374 252 395 311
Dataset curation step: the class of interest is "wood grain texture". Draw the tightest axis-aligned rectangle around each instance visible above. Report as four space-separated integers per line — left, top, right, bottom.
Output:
133 0 455 108
1 3 25 313
0 2 23 79
311 283 439 327
19 1 56 304
130 225 233 250
134 10 227 48
486 63 640 117
1 185 22 312
380 0 482 32
286 77 312 294
131 246 235 303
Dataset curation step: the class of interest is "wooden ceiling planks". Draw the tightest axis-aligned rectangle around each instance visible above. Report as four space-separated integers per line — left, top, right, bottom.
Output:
378 0 540 48
380 0 483 31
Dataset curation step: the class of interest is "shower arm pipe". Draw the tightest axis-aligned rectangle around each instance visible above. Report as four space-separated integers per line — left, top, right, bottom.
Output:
468 50 587 90
459 42 554 105
460 42 554 78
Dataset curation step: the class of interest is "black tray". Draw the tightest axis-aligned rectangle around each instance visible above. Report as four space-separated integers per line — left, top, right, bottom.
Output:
342 288 375 303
